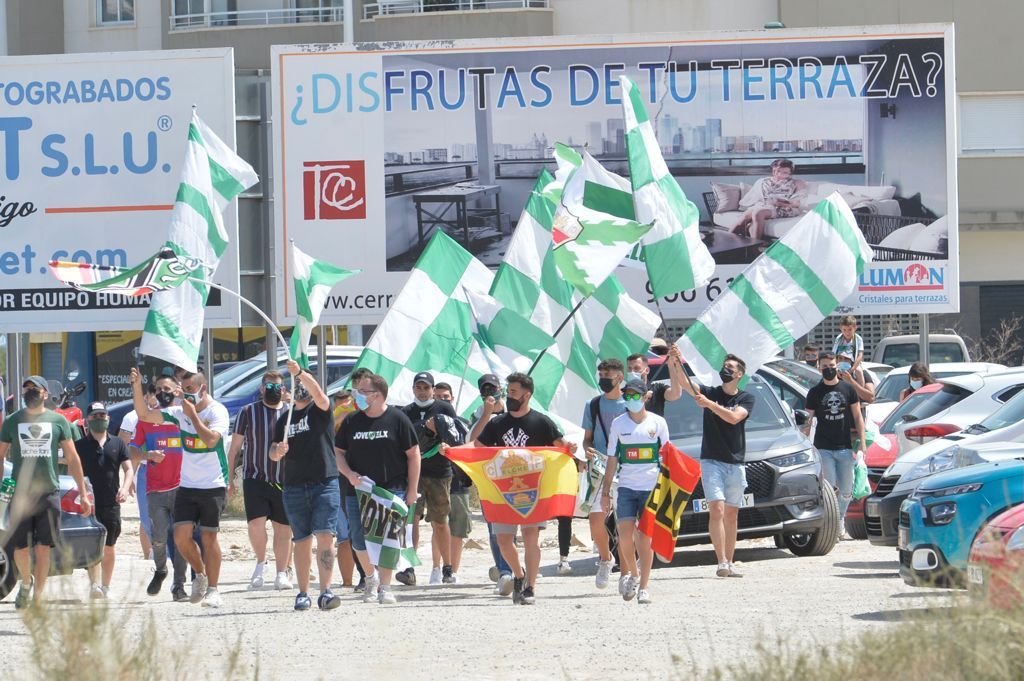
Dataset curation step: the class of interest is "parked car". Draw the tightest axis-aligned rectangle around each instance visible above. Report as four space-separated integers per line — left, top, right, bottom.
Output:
899 459 1024 588
657 375 840 557
759 358 820 411
872 333 971 368
861 361 895 381
967 503 1024 610
1 461 106 600
866 362 1006 426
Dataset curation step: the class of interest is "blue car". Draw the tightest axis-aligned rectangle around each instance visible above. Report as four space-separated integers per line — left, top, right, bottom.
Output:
899 459 1024 588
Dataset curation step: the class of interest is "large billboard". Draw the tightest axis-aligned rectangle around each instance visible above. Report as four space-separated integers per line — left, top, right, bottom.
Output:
272 25 957 324
0 48 241 332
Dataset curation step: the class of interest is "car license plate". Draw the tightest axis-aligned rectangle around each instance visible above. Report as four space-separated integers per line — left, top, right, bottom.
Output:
866 499 879 516
967 564 984 585
692 494 754 513
898 527 909 550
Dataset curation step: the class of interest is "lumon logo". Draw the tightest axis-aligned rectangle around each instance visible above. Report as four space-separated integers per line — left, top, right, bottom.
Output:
858 263 944 291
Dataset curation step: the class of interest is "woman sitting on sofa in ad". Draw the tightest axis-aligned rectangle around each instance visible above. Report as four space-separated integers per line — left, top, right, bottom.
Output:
737 158 807 241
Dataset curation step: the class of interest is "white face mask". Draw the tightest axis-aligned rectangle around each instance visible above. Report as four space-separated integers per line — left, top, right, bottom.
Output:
414 397 434 408
626 371 645 383
909 379 923 390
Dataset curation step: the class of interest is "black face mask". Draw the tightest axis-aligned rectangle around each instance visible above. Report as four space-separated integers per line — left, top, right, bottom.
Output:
506 396 524 412
155 391 175 408
821 367 838 381
264 387 283 405
23 388 43 408
719 367 735 384
804 359 817 367
598 377 617 394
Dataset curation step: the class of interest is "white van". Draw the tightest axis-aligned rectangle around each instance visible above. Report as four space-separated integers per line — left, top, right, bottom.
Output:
871 333 970 368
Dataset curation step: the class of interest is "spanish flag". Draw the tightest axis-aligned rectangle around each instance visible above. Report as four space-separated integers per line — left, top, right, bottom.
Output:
445 447 579 524
637 442 701 562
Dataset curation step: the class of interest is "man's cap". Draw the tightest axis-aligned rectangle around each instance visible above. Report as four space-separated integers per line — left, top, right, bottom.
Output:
624 378 648 394
86 402 107 416
413 371 434 387
650 338 668 350
23 375 48 390
478 373 500 389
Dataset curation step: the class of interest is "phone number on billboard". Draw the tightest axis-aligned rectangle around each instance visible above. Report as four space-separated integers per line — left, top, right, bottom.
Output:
646 277 735 305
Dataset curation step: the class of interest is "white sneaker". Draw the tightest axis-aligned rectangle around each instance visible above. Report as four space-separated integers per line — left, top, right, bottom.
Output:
618 574 629 596
449 573 460 584
488 566 500 583
190 574 209 603
274 571 292 590
839 526 850 541
595 560 614 589
429 567 442 585
249 562 266 590
362 572 381 603
201 588 222 608
495 574 514 597
637 589 652 604
90 583 106 599
378 587 397 605
621 575 638 602
556 558 572 575
716 562 731 578
727 562 744 578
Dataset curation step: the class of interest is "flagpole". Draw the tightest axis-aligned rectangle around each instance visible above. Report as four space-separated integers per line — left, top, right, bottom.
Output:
526 296 587 377
651 296 700 397
452 335 478 417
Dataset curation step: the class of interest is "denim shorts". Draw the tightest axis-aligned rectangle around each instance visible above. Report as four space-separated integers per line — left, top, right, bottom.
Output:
700 459 747 507
335 496 351 545
282 477 340 543
615 486 652 521
346 488 404 552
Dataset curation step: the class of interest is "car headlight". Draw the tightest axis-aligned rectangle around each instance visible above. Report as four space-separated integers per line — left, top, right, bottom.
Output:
769 450 816 469
901 450 959 484
921 482 983 498
927 501 957 525
1006 527 1024 551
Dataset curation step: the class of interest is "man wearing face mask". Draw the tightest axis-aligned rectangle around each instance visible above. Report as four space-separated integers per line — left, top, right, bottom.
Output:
0 375 93 609
802 344 820 367
806 352 865 540
399 372 457 586
229 370 294 592
131 368 231 608
678 355 755 578
75 402 133 598
130 375 188 600
626 344 686 416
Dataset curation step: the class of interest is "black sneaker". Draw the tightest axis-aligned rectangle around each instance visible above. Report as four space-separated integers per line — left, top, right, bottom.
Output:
295 592 312 611
520 586 536 605
317 590 341 610
354 577 365 593
147 570 168 596
395 567 416 586
171 584 189 602
512 577 524 605
442 565 455 584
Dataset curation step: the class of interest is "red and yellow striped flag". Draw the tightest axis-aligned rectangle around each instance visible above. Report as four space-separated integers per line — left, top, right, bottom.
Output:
445 447 578 524
638 442 701 562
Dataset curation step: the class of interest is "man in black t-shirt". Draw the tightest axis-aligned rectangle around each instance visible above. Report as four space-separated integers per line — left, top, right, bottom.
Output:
806 352 866 539
445 372 576 606
398 371 458 586
270 360 341 613
335 373 420 605
679 354 755 578
76 402 133 599
627 344 686 416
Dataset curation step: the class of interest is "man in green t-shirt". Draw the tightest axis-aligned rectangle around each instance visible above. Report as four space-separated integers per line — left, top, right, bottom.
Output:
0 375 93 609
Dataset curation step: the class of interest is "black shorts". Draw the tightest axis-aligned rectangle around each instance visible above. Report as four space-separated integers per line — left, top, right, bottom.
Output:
10 492 60 550
95 505 122 547
243 478 289 525
173 487 226 532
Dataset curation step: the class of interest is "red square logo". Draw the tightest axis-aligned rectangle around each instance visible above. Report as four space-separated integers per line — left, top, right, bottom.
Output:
302 160 366 220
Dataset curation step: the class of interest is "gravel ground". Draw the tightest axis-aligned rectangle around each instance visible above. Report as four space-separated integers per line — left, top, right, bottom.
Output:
0 498 955 680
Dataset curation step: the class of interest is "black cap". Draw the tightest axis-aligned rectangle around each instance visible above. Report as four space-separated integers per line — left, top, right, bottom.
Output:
86 401 107 416
624 378 648 394
413 371 434 387
478 373 500 389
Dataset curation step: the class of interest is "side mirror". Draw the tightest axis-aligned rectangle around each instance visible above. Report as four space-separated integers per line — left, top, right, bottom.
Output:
902 414 919 423
793 409 810 426
72 382 87 396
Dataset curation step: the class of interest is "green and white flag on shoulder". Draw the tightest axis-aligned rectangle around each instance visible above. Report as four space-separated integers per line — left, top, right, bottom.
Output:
355 478 420 571
288 242 360 368
620 75 715 296
139 111 258 372
552 150 652 296
677 193 873 386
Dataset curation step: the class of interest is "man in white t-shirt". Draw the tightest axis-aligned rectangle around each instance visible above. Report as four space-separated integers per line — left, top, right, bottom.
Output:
600 378 669 605
131 367 231 608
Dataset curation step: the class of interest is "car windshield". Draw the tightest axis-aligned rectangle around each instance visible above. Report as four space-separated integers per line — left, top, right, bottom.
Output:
764 360 821 391
879 383 974 434
874 370 976 403
222 362 355 398
881 342 965 368
662 379 790 439
212 358 265 393
979 389 1024 431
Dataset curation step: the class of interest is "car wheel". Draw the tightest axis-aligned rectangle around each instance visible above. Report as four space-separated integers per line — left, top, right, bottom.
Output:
784 482 840 557
773 534 785 549
845 516 868 540
0 538 15 601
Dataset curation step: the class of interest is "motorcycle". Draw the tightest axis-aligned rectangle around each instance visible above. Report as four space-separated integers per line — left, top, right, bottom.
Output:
48 370 87 438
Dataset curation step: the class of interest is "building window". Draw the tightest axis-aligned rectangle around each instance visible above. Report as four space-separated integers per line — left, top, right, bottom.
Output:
98 0 135 24
960 94 1024 155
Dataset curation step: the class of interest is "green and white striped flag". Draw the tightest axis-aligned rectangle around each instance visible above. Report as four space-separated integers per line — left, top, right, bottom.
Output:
621 75 715 296
139 111 258 371
677 193 873 385
288 242 360 368
552 150 652 296
355 478 420 571
463 287 556 376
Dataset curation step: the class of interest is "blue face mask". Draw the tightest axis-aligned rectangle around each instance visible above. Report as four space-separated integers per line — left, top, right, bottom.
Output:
625 399 645 414
838 362 852 373
354 391 370 411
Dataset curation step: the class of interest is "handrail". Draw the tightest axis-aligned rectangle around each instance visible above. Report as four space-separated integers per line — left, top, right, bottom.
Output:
169 7 344 31
364 0 549 20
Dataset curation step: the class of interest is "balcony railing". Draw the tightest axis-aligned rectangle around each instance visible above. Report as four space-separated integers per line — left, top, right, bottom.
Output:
170 7 344 31
364 0 549 19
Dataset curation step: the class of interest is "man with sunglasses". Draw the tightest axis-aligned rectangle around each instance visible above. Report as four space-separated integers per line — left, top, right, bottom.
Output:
229 370 294 592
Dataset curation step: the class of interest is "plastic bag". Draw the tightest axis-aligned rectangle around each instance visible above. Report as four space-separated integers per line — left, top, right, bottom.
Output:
852 451 871 500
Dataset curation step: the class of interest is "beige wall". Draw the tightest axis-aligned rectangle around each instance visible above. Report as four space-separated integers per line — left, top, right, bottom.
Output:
63 0 162 54
357 8 553 42
553 0 777 36
958 230 1024 283
6 0 64 55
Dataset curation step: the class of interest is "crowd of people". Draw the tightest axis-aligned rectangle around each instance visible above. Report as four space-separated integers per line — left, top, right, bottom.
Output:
1 333 830 610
